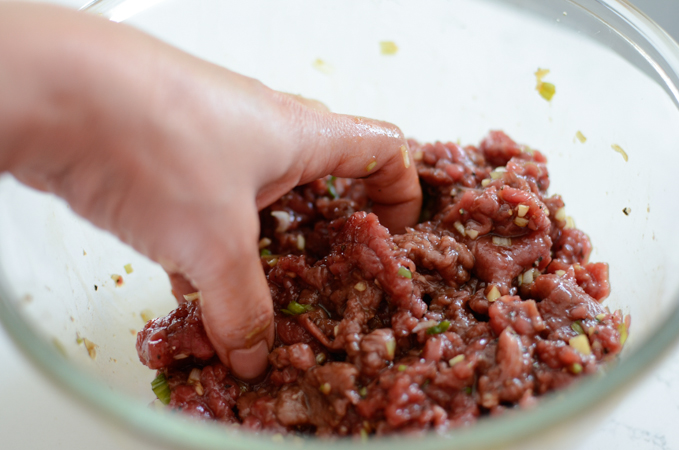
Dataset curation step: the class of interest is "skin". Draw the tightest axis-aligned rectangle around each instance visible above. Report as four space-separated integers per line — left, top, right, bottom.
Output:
0 2 421 379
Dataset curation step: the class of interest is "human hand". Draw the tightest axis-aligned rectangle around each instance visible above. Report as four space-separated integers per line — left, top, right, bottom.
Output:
0 3 421 379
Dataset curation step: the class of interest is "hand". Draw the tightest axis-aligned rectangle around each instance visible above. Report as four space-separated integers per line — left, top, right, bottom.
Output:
0 3 422 379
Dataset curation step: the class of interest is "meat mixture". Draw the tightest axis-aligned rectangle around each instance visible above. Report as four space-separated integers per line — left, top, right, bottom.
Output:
137 131 629 437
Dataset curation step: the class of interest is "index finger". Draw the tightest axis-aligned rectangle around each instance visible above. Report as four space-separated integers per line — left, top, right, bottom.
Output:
307 113 422 233
264 94 422 234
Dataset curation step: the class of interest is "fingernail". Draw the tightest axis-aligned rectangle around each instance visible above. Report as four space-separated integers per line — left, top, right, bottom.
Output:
229 339 269 380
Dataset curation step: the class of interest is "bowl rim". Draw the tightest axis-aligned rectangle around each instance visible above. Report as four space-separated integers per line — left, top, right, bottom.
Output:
2 0 679 448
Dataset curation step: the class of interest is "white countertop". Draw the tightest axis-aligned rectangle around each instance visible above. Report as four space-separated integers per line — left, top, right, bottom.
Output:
3 1 679 449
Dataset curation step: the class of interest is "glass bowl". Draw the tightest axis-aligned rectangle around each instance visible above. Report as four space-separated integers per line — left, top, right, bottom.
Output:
1 0 679 448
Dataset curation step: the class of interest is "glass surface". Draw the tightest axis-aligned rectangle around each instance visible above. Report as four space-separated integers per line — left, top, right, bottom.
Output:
1 0 679 448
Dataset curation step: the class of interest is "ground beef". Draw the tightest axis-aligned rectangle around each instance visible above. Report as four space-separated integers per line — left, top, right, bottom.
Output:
137 131 629 437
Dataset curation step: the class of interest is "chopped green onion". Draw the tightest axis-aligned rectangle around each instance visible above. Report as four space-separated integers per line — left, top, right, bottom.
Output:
327 176 339 199
385 338 396 360
569 363 583 374
359 386 368 398
397 364 407 372
426 320 451 335
260 248 272 257
379 41 399 55
281 300 314 316
262 255 279 267
463 386 473 395
538 82 556 101
365 160 378 172
611 144 629 162
360 428 369 442
618 323 628 347
151 373 171 405
448 354 465 366
140 309 154 323
397 267 412 279
571 321 585 335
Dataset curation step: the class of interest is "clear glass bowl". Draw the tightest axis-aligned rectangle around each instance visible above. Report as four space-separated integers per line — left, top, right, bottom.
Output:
1 0 679 448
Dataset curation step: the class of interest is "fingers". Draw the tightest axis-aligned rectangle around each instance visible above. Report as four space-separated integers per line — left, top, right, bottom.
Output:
173 203 274 380
307 113 421 233
267 94 422 233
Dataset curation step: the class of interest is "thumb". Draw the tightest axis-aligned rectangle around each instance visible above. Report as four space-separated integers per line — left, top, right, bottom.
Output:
179 202 274 380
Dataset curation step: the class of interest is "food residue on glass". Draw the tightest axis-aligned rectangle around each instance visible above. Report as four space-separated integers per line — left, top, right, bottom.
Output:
611 144 628 162
535 68 556 101
140 309 154 323
312 58 334 74
76 333 97 360
379 41 399 55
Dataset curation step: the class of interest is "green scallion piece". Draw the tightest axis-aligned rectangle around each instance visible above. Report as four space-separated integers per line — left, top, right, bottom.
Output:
570 363 583 375
327 176 339 199
281 300 314 316
360 428 369 442
151 373 171 405
571 321 585 335
426 320 451 335
260 248 272 257
359 386 368 398
397 267 412 279
618 323 628 347
463 386 473 395
398 364 407 372
538 82 556 101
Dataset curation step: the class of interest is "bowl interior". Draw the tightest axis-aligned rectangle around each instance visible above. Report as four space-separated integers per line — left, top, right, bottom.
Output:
1 0 679 449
